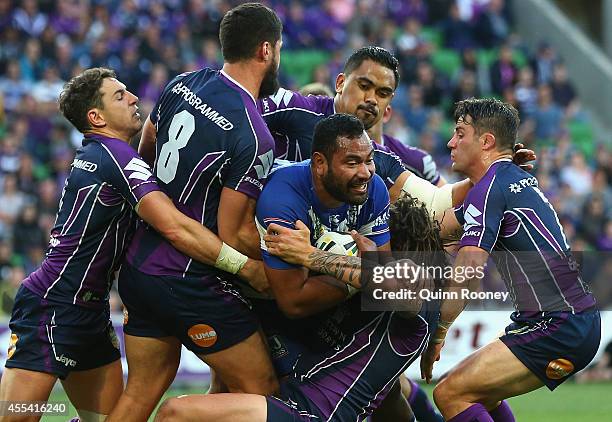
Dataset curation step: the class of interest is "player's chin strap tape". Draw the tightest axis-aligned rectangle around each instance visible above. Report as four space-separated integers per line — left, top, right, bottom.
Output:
215 242 248 274
401 174 453 219
76 409 107 422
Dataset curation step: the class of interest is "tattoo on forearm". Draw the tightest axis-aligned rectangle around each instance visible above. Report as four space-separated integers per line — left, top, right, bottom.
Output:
307 250 361 286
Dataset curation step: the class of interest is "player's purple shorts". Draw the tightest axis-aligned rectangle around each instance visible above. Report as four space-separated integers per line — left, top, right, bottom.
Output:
5 285 120 379
500 308 601 390
265 381 323 422
118 263 259 354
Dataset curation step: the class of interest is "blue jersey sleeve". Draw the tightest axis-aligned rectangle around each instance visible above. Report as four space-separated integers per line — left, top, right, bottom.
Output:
458 176 505 252
255 174 310 270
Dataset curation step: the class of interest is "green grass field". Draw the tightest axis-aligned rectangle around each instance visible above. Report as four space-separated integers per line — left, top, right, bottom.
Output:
43 381 612 421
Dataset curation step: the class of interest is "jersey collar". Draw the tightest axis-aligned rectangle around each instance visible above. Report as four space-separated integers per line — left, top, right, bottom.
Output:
219 70 256 105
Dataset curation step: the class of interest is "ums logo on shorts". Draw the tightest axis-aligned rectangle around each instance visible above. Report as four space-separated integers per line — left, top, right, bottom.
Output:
546 358 575 379
188 324 218 348
7 333 17 359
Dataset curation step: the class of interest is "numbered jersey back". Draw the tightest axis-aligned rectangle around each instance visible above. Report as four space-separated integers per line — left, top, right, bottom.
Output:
124 69 274 279
150 68 275 233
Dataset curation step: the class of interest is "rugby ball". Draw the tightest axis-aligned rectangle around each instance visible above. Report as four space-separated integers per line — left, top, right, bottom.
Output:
315 231 359 256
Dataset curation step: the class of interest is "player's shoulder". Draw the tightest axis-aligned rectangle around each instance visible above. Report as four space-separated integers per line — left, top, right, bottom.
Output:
373 141 403 162
493 161 541 200
267 160 311 189
260 88 333 115
258 162 310 211
81 135 128 163
168 68 249 110
464 159 517 209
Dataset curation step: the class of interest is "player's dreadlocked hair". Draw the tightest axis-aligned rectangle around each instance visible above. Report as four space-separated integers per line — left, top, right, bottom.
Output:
389 194 449 288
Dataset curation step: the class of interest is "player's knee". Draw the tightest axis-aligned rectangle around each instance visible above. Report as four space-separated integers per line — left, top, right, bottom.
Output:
154 398 182 422
433 378 453 408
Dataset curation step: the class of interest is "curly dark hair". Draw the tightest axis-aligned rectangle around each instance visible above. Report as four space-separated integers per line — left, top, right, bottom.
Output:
389 193 449 288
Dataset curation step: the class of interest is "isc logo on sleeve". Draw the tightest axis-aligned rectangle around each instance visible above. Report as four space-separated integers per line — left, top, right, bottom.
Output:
124 158 153 181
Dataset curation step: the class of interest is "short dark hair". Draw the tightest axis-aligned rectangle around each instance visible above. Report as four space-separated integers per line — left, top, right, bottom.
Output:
312 113 365 161
453 97 520 151
343 46 400 89
58 67 116 133
219 3 282 63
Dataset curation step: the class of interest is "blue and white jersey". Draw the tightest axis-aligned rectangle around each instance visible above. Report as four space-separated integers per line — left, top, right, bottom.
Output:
24 135 159 309
126 68 275 278
255 161 390 270
259 89 406 188
455 159 595 314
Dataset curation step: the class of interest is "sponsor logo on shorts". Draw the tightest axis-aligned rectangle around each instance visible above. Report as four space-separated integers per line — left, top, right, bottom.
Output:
268 335 288 359
7 333 17 359
187 324 218 348
545 358 574 379
56 354 77 367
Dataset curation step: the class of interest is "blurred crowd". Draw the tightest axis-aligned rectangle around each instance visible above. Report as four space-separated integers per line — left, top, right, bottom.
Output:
0 0 610 311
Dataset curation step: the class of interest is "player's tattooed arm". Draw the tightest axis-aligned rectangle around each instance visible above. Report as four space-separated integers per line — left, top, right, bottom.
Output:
264 221 385 289
305 249 362 288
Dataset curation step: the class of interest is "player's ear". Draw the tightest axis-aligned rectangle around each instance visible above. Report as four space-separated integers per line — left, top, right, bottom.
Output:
335 73 345 94
311 152 328 176
260 41 272 63
87 108 105 129
481 132 496 151
383 105 392 123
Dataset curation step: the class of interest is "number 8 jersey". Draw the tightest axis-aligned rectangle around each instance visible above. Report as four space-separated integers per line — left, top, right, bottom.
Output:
126 68 275 278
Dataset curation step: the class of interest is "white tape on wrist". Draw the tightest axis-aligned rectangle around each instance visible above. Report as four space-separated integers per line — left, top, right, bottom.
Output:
215 242 248 274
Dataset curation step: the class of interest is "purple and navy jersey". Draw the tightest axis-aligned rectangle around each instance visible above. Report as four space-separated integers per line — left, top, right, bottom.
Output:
259 89 407 187
23 135 159 309
455 159 595 314
256 161 390 270
382 134 441 185
261 90 333 161
288 309 430 421
126 68 275 278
